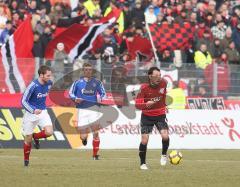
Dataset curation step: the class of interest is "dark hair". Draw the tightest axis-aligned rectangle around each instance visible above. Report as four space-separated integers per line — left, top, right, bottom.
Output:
148 67 160 75
38 65 51 76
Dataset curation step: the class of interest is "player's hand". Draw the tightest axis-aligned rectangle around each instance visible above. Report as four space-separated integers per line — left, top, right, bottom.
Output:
34 109 42 115
75 98 83 104
146 101 156 108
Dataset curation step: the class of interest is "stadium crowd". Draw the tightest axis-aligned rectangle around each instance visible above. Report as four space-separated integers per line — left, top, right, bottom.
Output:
0 0 240 96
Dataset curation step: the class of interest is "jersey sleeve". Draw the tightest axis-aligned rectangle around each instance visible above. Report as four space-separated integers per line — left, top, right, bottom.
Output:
69 80 78 101
21 83 36 114
135 84 147 110
97 81 106 100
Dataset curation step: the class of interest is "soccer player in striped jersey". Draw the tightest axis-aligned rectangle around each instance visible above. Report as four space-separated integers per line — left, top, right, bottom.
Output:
21 65 53 166
135 67 170 170
69 63 106 160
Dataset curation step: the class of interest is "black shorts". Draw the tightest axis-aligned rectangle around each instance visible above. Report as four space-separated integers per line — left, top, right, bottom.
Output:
140 114 169 134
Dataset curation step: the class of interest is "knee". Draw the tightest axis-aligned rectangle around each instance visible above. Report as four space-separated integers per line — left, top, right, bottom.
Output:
45 129 53 137
162 134 169 141
24 135 33 144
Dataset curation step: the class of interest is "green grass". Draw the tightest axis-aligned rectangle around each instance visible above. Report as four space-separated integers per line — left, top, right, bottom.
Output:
1 149 240 187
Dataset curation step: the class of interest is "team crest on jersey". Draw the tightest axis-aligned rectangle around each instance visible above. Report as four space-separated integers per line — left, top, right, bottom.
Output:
159 88 165 94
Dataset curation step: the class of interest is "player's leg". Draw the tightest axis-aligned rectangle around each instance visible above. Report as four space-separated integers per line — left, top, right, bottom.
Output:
77 108 90 146
23 135 32 167
92 131 100 160
22 114 36 166
139 114 153 170
80 130 88 146
160 129 169 165
139 133 149 170
33 110 53 149
156 115 170 166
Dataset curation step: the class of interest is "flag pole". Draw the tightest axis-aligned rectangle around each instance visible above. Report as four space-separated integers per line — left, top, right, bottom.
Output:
145 22 160 67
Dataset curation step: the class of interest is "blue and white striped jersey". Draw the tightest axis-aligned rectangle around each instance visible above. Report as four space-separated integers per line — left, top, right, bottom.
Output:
69 77 106 108
21 79 53 113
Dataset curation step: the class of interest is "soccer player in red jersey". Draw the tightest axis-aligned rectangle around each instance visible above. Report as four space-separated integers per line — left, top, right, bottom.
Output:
135 67 170 170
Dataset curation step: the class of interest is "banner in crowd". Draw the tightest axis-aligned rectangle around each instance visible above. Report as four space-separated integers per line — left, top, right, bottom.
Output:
0 108 71 148
0 16 34 94
148 22 194 51
186 97 225 109
224 100 240 110
1 107 240 149
45 9 121 60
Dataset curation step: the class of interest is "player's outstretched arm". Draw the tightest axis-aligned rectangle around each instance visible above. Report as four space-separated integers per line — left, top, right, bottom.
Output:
21 83 37 114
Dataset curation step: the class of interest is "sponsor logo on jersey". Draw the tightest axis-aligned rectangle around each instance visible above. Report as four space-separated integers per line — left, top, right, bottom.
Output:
81 89 94 95
37 93 48 98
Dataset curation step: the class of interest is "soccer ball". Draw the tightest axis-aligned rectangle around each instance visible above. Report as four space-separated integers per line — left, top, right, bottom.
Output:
169 150 183 165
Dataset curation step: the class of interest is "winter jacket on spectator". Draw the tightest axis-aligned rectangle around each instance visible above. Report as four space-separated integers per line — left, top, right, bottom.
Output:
211 21 227 40
130 3 145 26
224 44 240 64
37 0 51 14
209 39 224 58
204 60 230 92
104 5 124 33
83 0 101 18
232 26 240 51
194 48 212 69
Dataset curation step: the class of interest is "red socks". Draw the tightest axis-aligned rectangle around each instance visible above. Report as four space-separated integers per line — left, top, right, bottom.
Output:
33 130 47 139
23 143 31 161
92 138 100 156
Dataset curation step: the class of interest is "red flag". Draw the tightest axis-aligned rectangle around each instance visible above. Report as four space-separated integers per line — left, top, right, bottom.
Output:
149 22 195 51
126 35 153 60
45 9 121 60
0 16 34 93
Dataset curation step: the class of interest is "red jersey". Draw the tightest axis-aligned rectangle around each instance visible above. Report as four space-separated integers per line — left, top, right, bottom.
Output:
135 79 167 116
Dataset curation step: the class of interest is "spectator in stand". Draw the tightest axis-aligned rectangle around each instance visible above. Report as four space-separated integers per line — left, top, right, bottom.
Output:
194 43 212 77
189 11 198 25
206 0 216 15
221 27 233 50
37 0 51 14
83 0 101 18
224 41 240 64
157 48 175 67
49 2 64 25
122 1 132 30
167 81 186 109
144 5 157 24
205 12 214 27
204 55 230 99
40 26 52 56
0 5 8 35
0 20 13 46
35 16 49 35
232 23 240 51
209 38 224 58
130 0 145 27
197 83 211 97
53 42 72 89
196 29 213 50
11 11 23 30
9 0 18 14
32 32 45 77
28 0 38 14
32 5 51 29
211 20 228 40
